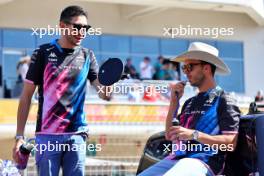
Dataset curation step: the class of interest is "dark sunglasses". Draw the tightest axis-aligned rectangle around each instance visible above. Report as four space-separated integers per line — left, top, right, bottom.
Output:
181 63 204 74
67 22 91 32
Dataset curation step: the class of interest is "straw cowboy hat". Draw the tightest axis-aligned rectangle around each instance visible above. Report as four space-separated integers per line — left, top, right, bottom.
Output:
171 42 231 75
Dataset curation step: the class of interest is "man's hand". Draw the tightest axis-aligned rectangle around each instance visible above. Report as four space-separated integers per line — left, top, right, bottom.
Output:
12 139 25 163
98 85 112 101
167 126 194 142
169 82 186 103
92 79 112 101
167 126 238 151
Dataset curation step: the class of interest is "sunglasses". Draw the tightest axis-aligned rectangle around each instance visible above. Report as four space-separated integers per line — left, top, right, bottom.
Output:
181 63 204 74
66 22 91 32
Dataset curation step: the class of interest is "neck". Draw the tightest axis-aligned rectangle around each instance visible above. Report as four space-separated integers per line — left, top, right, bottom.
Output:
198 77 216 93
58 37 75 49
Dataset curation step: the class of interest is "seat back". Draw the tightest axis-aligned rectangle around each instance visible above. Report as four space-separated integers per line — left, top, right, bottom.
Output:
136 131 171 175
223 115 258 175
136 115 262 175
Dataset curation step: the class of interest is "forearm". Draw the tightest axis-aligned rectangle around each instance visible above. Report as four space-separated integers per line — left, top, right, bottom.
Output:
166 101 178 132
197 131 238 149
13 83 35 163
16 95 32 135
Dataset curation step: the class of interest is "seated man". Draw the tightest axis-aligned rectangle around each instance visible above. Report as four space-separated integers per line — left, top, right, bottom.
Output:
138 42 240 176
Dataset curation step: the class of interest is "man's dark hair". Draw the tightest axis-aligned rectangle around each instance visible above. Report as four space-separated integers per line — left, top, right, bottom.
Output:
60 5 88 23
144 57 151 62
202 61 216 76
162 59 171 65
158 56 164 60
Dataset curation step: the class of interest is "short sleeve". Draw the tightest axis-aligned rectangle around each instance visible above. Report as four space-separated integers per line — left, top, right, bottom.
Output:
218 93 240 134
25 48 43 85
87 50 98 83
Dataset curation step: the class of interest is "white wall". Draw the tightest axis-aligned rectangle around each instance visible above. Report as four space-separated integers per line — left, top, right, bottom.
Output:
0 0 263 96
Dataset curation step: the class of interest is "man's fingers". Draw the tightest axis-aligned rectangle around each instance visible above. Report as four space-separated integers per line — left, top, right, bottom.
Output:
170 83 184 90
177 132 186 140
172 85 183 91
169 132 184 141
168 127 181 138
171 83 185 96
165 132 170 140
12 149 19 163
12 139 25 163
169 126 180 131
170 134 178 141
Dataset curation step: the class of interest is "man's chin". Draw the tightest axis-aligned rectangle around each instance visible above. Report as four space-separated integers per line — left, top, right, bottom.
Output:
189 81 197 87
71 42 81 47
75 40 82 45
73 38 83 46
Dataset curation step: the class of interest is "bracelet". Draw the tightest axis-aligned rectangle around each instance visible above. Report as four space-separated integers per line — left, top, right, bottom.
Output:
192 130 199 141
14 135 25 140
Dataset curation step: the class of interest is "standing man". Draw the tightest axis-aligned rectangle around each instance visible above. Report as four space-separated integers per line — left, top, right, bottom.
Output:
13 6 110 176
255 90 263 102
140 57 153 80
139 42 240 176
159 59 175 80
124 58 140 79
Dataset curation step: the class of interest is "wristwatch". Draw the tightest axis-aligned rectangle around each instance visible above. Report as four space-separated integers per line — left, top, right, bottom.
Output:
14 135 25 141
192 130 199 141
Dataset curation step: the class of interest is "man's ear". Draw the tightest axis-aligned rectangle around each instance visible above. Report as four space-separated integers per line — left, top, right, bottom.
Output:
203 64 211 74
59 21 66 28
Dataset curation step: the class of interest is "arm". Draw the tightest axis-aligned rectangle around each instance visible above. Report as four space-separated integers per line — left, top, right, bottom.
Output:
13 82 36 162
87 50 111 101
167 92 240 151
91 79 111 101
16 83 36 136
167 126 238 150
196 131 238 149
165 82 185 139
13 47 43 162
87 50 112 101
166 100 178 133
